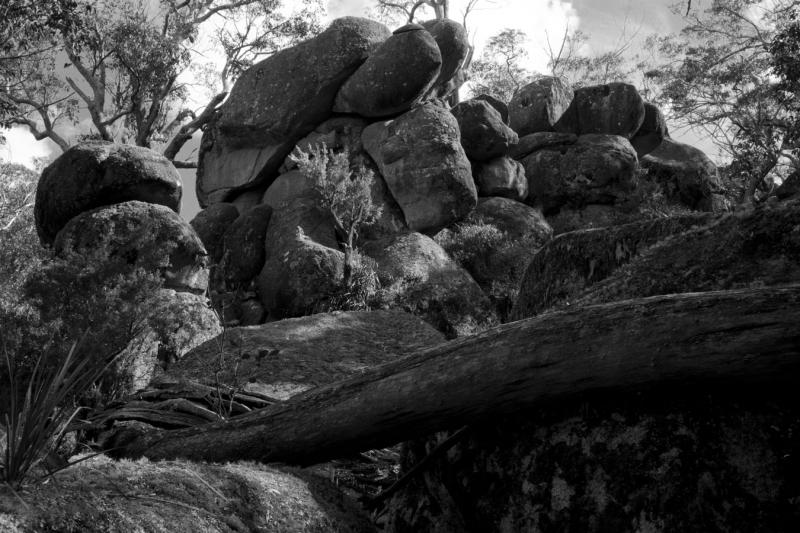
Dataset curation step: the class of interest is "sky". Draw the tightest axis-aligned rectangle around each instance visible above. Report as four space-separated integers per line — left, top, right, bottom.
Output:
1 0 706 219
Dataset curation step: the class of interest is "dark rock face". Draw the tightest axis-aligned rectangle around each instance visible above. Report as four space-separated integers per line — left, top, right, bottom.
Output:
473 157 528 201
362 104 477 233
630 102 667 158
508 77 574 136
555 82 645 139
196 17 391 205
522 134 639 213
510 131 577 160
333 26 442 117
421 19 471 98
256 196 343 319
363 231 497 338
451 99 518 162
223 203 273 283
170 309 445 397
387 391 800 533
190 203 239 263
776 171 800 200
35 141 182 245
640 137 721 211
53 200 209 294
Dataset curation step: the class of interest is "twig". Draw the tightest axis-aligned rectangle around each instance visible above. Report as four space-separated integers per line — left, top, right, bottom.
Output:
363 425 470 509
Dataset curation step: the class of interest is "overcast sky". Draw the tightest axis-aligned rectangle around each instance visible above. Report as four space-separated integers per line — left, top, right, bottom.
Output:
1 0 706 218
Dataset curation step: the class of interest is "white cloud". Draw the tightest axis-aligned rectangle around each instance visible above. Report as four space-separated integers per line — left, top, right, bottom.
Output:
0 127 58 170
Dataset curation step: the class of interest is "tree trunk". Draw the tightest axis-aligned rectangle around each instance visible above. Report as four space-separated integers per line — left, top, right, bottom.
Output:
108 285 800 466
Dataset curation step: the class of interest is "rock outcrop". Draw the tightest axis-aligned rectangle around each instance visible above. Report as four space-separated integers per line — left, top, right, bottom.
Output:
35 141 182 245
508 76 573 136
450 99 518 161
223 203 273 283
630 101 667 158
421 19 471 98
189 202 239 263
473 157 528 201
555 82 645 138
197 17 391 205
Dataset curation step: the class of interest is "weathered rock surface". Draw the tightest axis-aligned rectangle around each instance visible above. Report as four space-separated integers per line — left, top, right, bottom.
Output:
261 169 312 209
522 134 639 213
509 131 577 160
473 157 528 201
196 17 391 205
0 456 375 532
362 104 477 233
555 82 645 139
189 202 239 263
630 102 667 158
223 203 273 283
508 77 573 136
569 200 800 307
546 203 654 235
333 25 441 117
388 391 800 533
256 196 344 319
421 19 471 98
171 310 445 398
451 99 518 161
513 213 714 318
53 201 209 294
363 231 497 338
35 141 182 245
436 197 551 319
641 137 722 211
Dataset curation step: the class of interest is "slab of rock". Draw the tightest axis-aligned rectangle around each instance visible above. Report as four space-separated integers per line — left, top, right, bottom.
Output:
555 82 645 139
451 99 518 161
421 19 471 98
189 202 239 263
223 203 273 283
53 200 209 294
512 213 720 319
522 134 639 213
196 17 391 205
35 141 182 245
509 131 577 160
630 102 667 158
640 137 722 211
333 25 441 117
171 309 445 397
256 196 344 318
363 231 497 338
508 77 573 136
473 157 528 201
362 103 477 233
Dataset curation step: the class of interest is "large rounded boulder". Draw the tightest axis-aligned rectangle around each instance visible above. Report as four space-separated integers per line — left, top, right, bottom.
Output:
197 17 391 206
53 200 209 294
189 203 239 263
555 82 645 139
333 24 442 117
521 134 639 213
508 77 573 136
35 142 182 245
640 137 722 211
451 99 518 162
473 157 528 201
421 19 471 98
630 102 667 158
362 103 477 233
223 203 273 284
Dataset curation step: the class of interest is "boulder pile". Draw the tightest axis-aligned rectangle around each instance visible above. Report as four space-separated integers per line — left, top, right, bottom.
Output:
185 16 725 335
34 142 221 390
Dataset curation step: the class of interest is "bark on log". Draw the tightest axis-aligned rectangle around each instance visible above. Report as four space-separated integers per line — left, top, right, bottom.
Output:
109 285 800 465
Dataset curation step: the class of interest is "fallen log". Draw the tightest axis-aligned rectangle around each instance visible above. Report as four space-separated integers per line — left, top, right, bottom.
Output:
109 285 800 465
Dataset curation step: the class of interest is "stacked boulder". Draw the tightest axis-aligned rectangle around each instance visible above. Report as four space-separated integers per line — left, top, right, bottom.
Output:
506 77 724 234
192 16 544 336
35 142 221 390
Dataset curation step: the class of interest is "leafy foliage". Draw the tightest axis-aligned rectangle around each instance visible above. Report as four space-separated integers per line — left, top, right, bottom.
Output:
469 29 535 102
